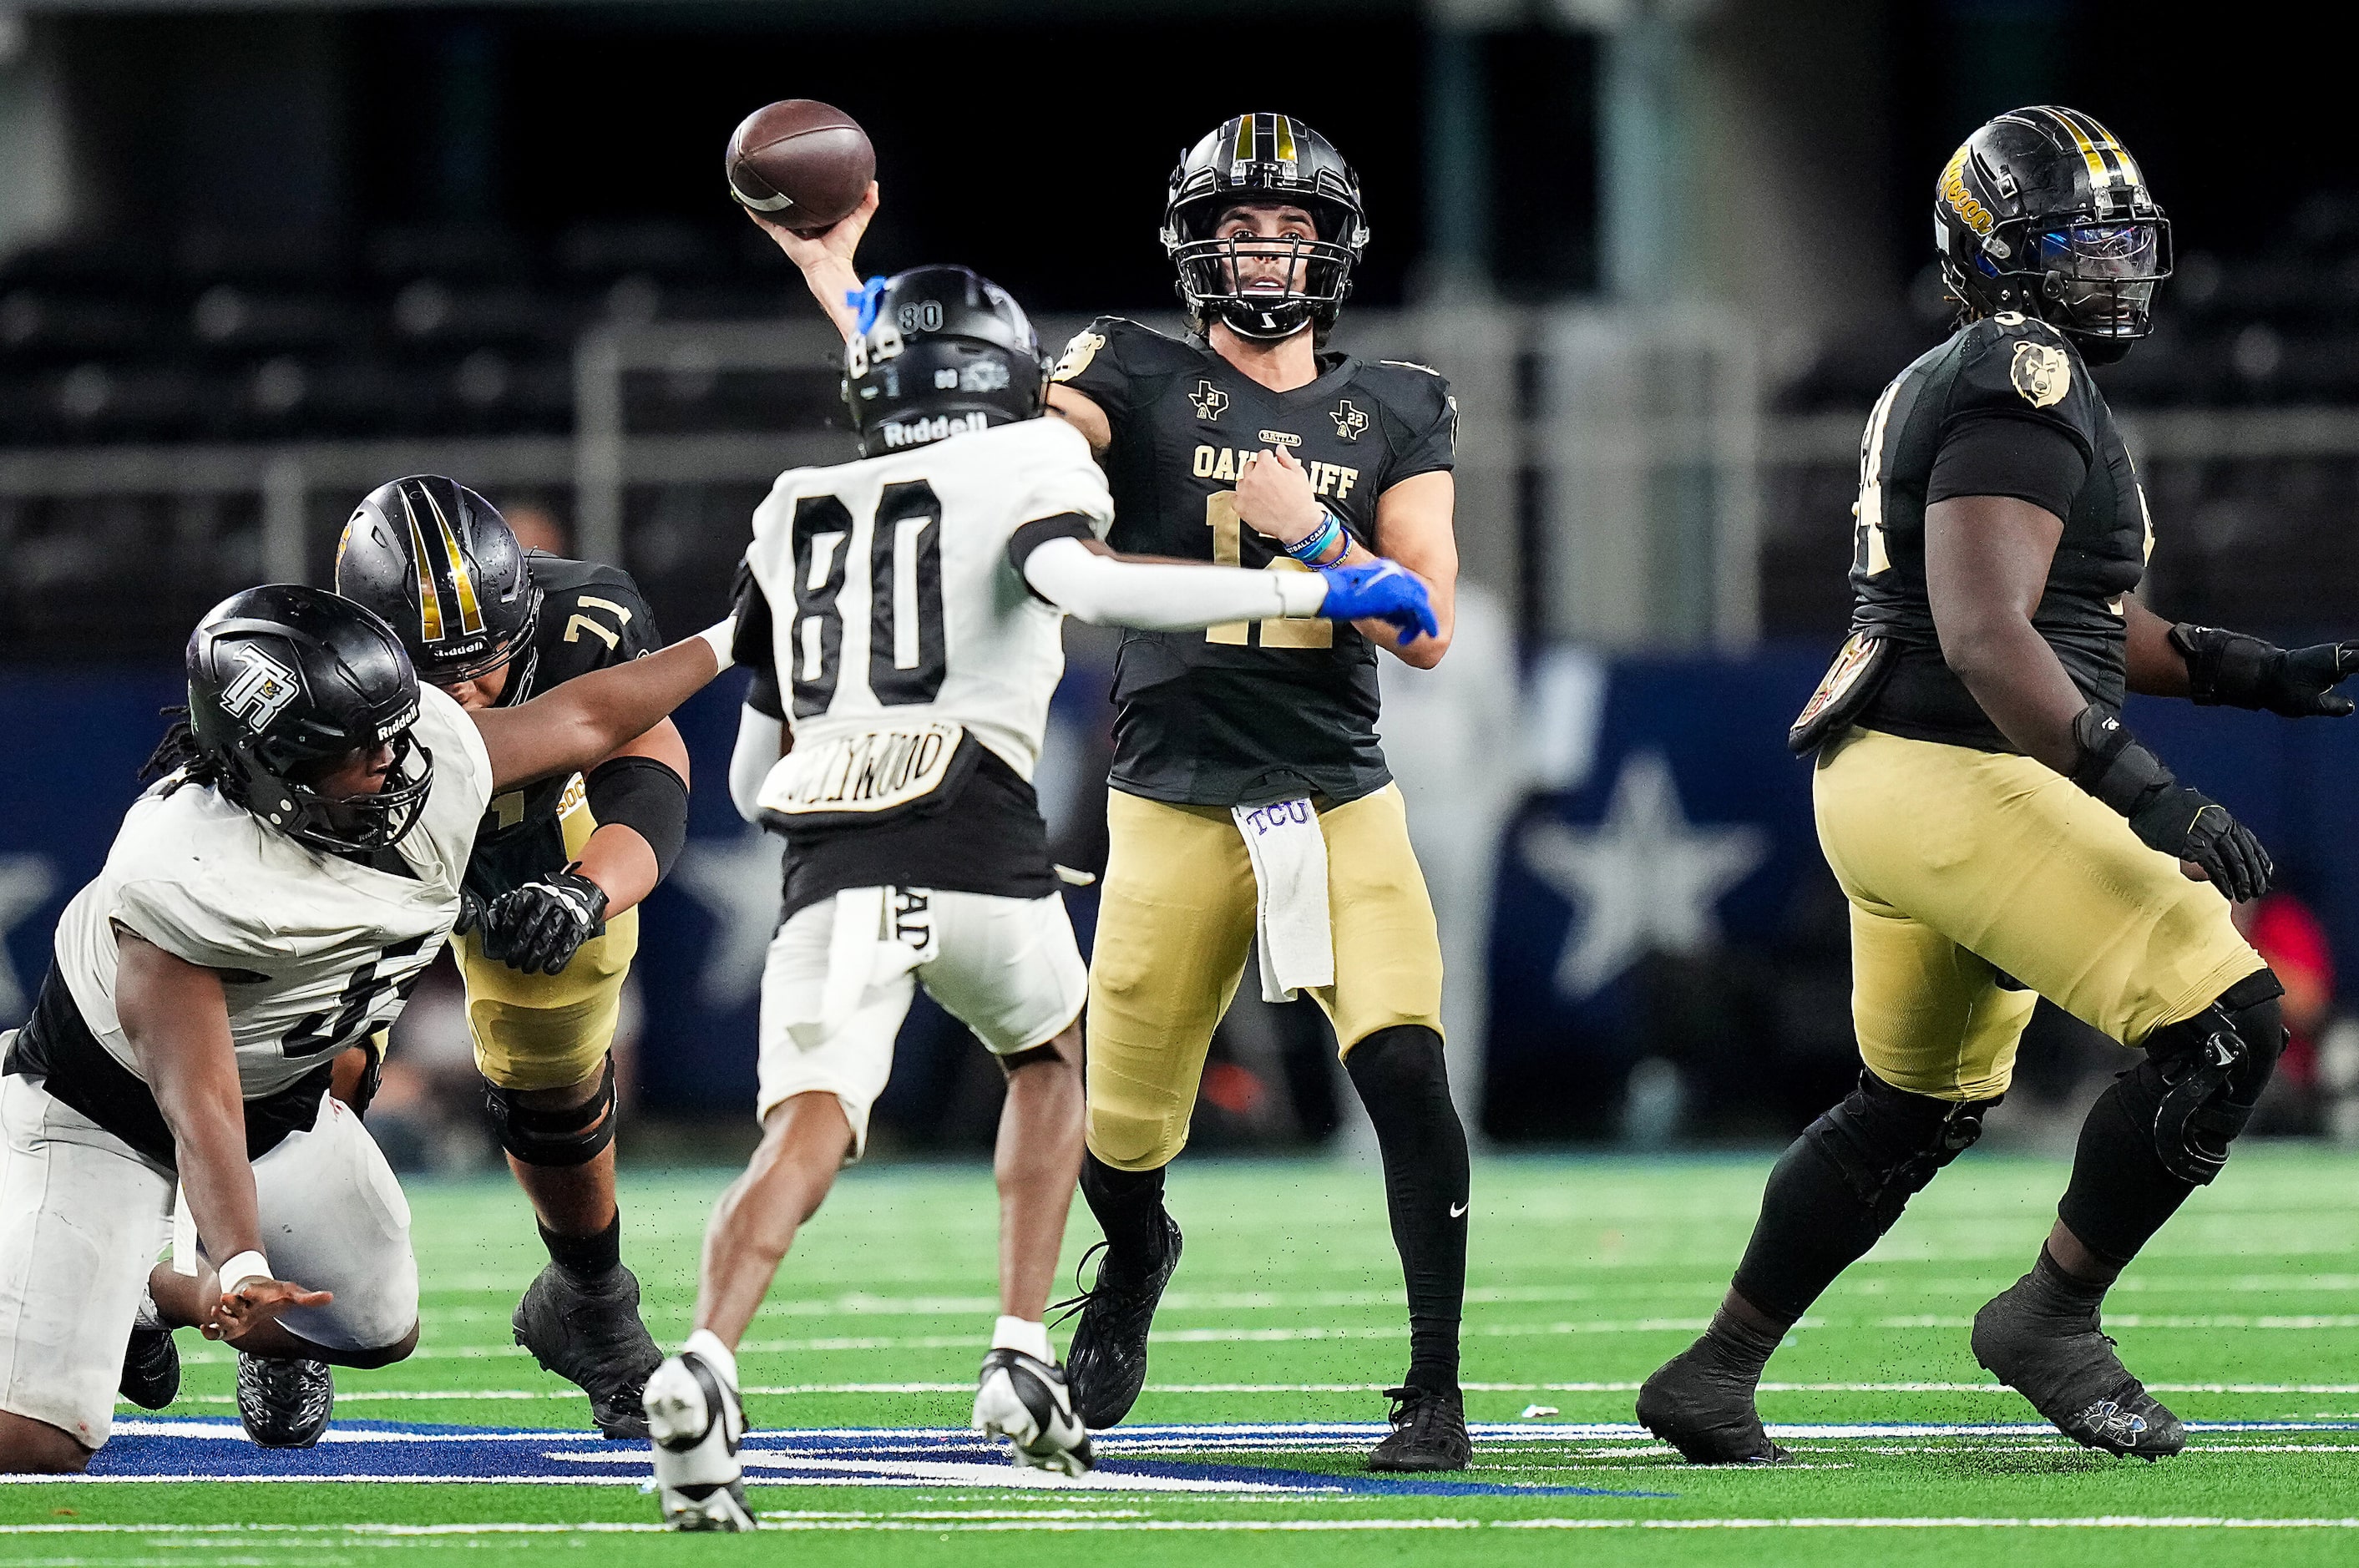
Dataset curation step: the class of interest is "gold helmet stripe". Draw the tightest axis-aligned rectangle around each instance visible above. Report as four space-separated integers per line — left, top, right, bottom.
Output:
2064 108 2138 190
2041 105 2113 190
418 483 489 637
1232 114 1253 172
1274 114 1297 165
398 490 445 644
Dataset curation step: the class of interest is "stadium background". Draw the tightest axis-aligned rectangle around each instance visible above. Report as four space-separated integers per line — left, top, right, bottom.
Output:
3 0 2357 1168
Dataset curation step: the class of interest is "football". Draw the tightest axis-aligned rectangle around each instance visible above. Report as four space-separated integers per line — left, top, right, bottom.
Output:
724 99 874 235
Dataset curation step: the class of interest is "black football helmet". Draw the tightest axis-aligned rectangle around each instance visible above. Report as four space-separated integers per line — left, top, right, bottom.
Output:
841 265 1048 457
185 584 433 854
1162 113 1369 341
1935 106 2170 363
334 476 541 685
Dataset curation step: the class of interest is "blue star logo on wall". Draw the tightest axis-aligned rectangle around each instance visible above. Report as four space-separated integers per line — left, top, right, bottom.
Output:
1330 399 1368 442
672 830 783 1009
1518 751 1768 999
1188 380 1228 422
0 855 56 1023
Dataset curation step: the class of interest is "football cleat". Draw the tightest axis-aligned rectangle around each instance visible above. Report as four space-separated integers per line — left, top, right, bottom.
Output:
512 1261 665 1439
1972 1271 2187 1459
236 1354 333 1449
644 1350 754 1532
1636 1337 1790 1464
972 1347 1095 1477
1366 1385 1471 1472
118 1323 180 1412
1057 1214 1182 1430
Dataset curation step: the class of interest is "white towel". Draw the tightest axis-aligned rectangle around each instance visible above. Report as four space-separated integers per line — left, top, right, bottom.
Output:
171 1183 199 1276
1233 797 1335 1003
782 886 889 1050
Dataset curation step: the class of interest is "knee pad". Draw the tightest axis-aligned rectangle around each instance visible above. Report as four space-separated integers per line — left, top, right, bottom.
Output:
1805 1070 1998 1225
1343 1025 1450 1098
488 1056 618 1168
2128 971 2286 1185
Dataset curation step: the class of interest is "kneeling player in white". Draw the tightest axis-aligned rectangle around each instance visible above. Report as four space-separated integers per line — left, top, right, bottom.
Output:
0 584 734 1472
639 265 1434 1527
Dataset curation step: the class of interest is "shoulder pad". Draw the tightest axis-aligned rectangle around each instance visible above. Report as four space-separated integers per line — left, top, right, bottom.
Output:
1952 314 2090 423
1376 358 1445 377
1354 357 1456 416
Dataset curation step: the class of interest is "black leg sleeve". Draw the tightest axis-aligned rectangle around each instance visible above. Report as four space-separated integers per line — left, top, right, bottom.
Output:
1344 1025 1470 1396
1080 1151 1171 1263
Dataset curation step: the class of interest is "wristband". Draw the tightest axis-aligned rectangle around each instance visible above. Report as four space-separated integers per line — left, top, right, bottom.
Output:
216 1251 271 1297
1283 510 1344 565
695 617 737 671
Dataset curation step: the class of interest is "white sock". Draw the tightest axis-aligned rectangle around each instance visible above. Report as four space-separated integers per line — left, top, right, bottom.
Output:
683 1328 739 1389
134 1283 166 1333
992 1315 1051 1363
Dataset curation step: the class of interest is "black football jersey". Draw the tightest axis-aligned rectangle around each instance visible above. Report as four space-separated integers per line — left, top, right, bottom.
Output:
1847 312 2149 751
465 552 661 900
1050 316 1456 807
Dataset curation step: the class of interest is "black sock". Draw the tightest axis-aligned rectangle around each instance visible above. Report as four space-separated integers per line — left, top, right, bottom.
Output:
1731 1134 1897 1323
1345 1025 1469 1398
2056 1074 2198 1267
539 1212 621 1278
2024 1244 2110 1315
1080 1151 1169 1266
1698 1304 1784 1383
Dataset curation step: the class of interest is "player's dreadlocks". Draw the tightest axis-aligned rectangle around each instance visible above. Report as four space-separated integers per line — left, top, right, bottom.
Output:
139 706 226 798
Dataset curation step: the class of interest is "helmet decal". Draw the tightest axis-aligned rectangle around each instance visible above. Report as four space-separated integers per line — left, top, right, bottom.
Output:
418 483 489 638
1940 145 1996 236
219 645 302 732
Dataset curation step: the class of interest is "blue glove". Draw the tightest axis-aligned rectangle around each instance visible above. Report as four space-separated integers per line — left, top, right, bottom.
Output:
1316 559 1438 644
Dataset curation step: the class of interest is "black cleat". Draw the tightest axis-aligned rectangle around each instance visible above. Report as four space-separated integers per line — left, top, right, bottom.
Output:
119 1324 180 1412
1056 1214 1182 1430
236 1354 333 1448
1972 1271 2186 1459
1637 1337 1789 1464
1366 1385 1472 1472
514 1261 665 1439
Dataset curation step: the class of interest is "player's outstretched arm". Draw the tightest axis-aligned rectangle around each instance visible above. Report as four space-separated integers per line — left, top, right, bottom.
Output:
2123 591 2359 715
469 624 731 793
747 182 878 341
114 925 330 1332
1019 534 1435 643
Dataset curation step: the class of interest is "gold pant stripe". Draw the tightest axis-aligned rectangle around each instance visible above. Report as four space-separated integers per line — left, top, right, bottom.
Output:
1815 727 2266 1101
1084 784 1443 1171
459 791 638 1093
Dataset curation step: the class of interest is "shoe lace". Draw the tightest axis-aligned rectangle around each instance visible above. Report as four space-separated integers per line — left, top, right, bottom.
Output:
1382 1385 1420 1428
1047 1242 1110 1328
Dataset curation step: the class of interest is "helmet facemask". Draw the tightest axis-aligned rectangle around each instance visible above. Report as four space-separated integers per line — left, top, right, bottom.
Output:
214 711 435 856
1168 199 1357 341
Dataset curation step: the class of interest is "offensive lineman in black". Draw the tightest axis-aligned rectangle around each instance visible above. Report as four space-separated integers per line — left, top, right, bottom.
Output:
762 114 1471 1469
1639 108 2359 1464
335 478 687 1437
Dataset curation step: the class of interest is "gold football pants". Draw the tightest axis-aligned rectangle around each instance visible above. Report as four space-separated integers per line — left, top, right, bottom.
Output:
1085 784 1445 1171
458 787 640 1093
1814 726 2268 1102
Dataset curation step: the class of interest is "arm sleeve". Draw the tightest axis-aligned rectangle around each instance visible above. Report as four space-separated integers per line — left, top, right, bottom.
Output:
1926 414 2091 518
1020 535 1324 630
729 707 784 825
584 754 690 882
730 557 784 720
1049 320 1131 432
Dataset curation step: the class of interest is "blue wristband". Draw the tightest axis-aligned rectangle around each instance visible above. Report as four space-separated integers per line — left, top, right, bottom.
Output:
1283 511 1344 564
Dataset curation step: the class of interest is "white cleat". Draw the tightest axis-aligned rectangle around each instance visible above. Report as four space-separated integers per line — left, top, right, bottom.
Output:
973 1347 1095 1477
643 1351 755 1530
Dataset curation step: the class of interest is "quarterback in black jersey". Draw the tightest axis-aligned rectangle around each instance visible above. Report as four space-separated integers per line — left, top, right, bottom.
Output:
1640 108 2359 1466
762 112 1471 1471
336 478 691 1438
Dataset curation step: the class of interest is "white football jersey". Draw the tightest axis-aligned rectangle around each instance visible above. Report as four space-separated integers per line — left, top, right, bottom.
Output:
50 685 494 1101
744 417 1112 786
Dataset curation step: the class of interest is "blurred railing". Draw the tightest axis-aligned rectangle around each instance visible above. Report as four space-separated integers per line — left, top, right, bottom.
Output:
11 304 2359 660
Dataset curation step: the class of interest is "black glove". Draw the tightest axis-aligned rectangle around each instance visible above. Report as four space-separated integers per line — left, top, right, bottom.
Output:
478 863 610 976
2071 706 2272 903
2170 623 2359 716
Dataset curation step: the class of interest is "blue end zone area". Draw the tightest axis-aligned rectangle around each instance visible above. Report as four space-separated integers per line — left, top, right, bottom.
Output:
43 1418 1668 1497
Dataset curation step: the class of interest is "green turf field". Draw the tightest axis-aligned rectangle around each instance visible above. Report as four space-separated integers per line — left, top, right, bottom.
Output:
5 1147 2356 1565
